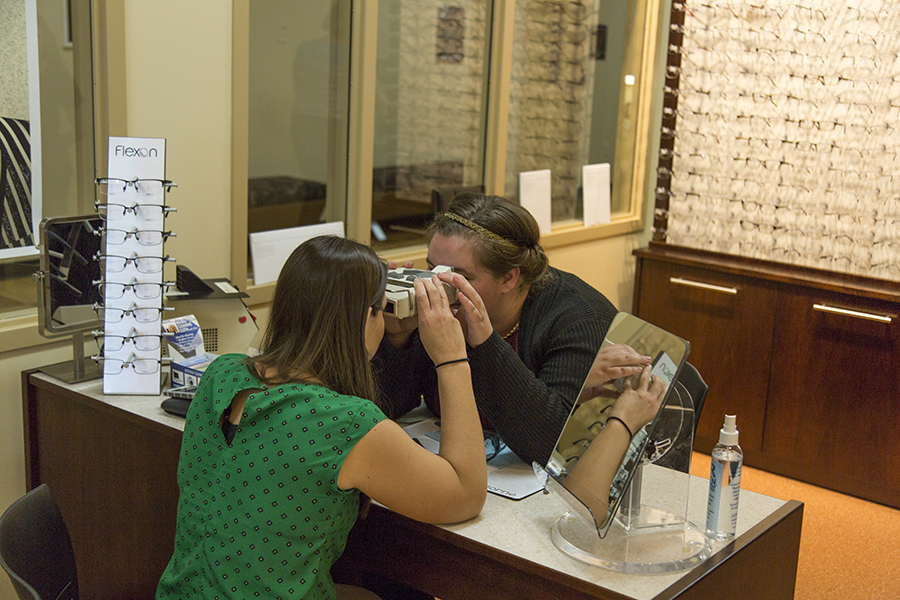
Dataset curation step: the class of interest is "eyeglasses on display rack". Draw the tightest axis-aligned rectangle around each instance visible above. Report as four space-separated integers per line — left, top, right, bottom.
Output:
93 302 173 323
92 329 165 352
94 201 176 222
93 279 174 300
99 227 176 246
94 253 174 274
90 353 165 375
95 177 177 196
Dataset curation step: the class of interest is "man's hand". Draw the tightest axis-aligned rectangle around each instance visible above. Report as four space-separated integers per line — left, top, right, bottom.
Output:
436 272 493 347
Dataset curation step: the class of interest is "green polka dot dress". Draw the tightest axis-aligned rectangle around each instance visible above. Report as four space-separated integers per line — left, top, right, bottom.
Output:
156 354 386 600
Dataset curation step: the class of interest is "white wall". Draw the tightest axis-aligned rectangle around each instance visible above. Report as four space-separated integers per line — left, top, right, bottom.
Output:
0 0 29 118
120 0 234 280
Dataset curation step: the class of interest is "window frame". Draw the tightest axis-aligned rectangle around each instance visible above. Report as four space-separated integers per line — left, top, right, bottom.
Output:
231 0 664 306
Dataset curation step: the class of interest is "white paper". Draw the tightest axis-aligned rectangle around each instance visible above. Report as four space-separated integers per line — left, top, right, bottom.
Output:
249 221 344 286
582 163 611 226
518 169 552 235
402 418 543 501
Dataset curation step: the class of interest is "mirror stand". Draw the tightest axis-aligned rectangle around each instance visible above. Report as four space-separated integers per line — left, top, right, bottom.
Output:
37 331 100 384
544 381 712 574
548 461 710 574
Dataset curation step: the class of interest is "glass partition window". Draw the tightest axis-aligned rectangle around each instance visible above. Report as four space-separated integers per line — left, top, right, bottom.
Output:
0 0 93 317
247 1 351 271
240 0 661 288
504 0 647 221
370 0 491 250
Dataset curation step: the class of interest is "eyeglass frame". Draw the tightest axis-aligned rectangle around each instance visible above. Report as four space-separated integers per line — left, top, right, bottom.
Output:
93 278 175 300
99 227 176 246
92 328 165 352
94 252 174 274
90 352 166 375
93 200 176 222
92 302 174 324
95 177 177 196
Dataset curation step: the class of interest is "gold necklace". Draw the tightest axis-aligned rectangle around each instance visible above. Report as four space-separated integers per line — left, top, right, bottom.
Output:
503 322 520 339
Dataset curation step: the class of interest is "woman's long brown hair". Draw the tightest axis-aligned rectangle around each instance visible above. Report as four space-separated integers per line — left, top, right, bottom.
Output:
251 236 387 403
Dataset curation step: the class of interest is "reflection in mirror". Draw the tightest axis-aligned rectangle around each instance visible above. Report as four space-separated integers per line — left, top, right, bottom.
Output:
35 214 102 382
541 312 689 537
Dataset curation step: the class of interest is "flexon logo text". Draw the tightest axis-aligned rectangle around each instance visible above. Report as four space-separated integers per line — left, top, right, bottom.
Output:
114 145 159 158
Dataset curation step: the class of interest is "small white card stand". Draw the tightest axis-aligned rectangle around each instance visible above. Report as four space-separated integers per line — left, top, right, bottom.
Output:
582 163 611 226
249 221 344 286
100 137 170 395
518 169 552 235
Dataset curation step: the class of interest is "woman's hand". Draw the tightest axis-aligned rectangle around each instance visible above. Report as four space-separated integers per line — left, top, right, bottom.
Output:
608 365 667 435
576 345 651 403
415 275 467 365
585 344 651 389
436 272 493 347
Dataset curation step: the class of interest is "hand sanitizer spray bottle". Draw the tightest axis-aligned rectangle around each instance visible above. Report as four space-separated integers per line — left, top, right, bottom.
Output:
706 414 742 541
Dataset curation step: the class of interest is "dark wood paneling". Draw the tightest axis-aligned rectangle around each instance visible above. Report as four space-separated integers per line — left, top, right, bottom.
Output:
23 372 803 600
634 245 900 509
336 502 803 600
765 286 900 504
632 259 777 453
23 373 182 600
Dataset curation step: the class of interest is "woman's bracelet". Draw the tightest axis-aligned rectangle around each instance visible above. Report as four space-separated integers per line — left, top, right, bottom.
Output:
434 357 469 369
606 416 634 438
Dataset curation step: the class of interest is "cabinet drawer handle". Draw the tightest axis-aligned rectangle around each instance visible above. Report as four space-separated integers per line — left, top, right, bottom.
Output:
812 304 893 324
669 277 738 295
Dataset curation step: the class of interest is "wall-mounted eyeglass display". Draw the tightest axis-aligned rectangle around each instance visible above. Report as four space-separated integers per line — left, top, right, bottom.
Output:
91 353 165 375
93 302 173 324
100 227 175 246
94 253 174 274
96 177 177 196
94 201 176 222
93 329 165 352
94 279 174 300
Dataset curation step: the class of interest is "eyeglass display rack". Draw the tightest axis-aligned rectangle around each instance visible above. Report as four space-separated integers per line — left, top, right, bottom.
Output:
94 137 175 395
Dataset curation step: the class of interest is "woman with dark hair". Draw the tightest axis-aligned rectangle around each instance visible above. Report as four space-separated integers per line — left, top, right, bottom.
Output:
157 236 485 600
375 193 652 466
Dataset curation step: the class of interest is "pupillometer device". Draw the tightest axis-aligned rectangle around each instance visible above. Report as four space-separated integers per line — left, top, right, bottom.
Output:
385 266 456 317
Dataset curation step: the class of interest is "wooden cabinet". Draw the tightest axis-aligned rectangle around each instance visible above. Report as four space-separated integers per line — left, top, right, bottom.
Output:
633 244 900 509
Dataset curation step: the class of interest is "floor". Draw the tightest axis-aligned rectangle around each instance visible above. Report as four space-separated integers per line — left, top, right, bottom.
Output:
690 452 900 600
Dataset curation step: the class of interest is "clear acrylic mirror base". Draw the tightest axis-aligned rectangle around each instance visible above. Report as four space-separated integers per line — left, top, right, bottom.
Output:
551 510 710 574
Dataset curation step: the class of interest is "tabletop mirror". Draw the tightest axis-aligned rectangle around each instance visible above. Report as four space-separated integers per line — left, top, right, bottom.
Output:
34 214 103 382
536 312 689 536
534 312 714 573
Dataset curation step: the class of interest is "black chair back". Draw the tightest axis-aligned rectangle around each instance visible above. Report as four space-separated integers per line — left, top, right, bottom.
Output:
0 484 79 600
649 362 708 472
